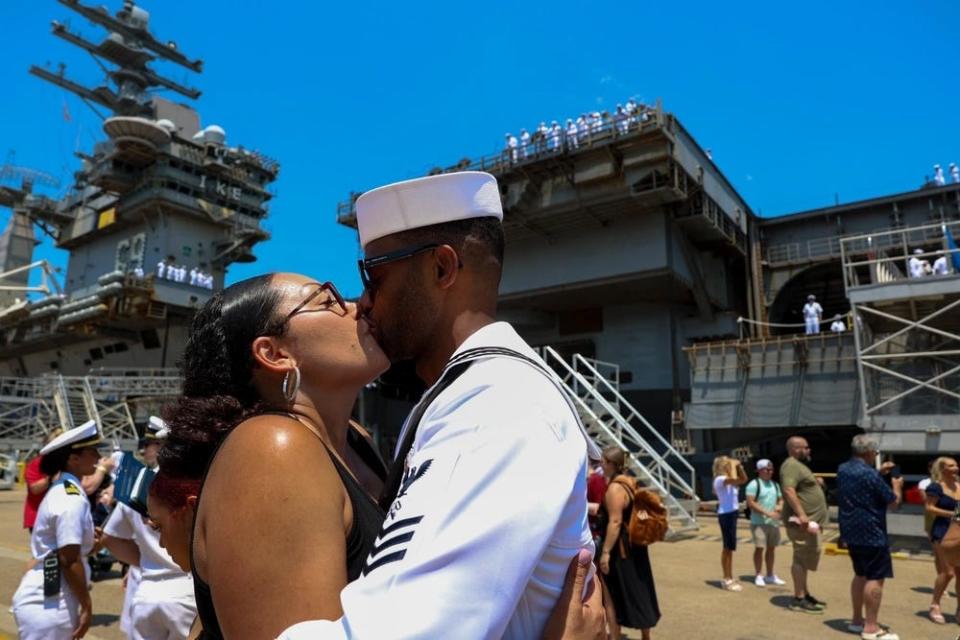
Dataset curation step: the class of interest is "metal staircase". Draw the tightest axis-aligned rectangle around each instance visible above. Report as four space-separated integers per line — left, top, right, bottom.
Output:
537 347 700 532
0 372 181 450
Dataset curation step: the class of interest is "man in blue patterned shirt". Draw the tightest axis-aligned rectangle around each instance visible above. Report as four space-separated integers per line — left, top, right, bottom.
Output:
836 434 900 640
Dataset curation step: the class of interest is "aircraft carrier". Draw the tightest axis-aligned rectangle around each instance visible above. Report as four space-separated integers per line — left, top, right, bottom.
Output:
0 1 278 450
339 103 960 532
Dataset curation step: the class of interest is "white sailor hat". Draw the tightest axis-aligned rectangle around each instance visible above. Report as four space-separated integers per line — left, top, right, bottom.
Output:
40 419 101 456
145 415 169 440
914 248 924 254
356 172 503 249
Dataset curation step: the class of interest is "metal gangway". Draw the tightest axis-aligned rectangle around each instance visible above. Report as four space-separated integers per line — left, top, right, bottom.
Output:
537 347 700 532
0 371 182 451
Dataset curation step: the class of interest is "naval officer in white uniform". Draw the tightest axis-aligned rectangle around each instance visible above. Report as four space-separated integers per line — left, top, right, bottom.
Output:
281 171 600 639
12 420 102 640
103 417 196 640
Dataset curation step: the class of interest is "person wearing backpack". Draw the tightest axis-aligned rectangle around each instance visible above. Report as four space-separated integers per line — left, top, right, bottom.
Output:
598 447 661 640
745 459 786 587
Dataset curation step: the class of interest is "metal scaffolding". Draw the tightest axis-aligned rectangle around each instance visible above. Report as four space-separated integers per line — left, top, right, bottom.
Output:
841 222 960 444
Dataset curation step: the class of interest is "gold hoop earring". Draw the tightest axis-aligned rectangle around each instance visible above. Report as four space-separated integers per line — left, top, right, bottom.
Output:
282 366 301 403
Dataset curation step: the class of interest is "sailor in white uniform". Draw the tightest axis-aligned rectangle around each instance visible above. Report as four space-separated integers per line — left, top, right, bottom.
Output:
102 417 196 640
909 248 928 278
830 314 846 333
519 129 530 160
951 162 960 184
12 421 102 640
576 114 589 141
549 120 562 151
280 171 599 639
504 133 518 164
934 164 946 186
565 118 578 150
802 294 823 335
933 254 950 276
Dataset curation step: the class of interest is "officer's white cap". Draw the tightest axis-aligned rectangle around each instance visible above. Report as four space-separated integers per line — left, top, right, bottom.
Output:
356 172 503 249
40 419 101 456
146 415 169 440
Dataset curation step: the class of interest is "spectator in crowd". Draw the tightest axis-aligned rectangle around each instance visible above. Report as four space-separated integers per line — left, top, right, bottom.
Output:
879 455 903 507
598 447 660 640
712 455 747 591
836 435 899 640
830 314 846 333
934 164 946 186
519 129 530 160
925 457 960 625
22 429 63 533
933 253 950 276
802 294 823 335
745 459 786 587
781 436 829 614
951 162 960 184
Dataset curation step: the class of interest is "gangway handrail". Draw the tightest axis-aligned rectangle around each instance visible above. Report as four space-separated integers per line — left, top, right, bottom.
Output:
541 347 698 501
571 353 697 488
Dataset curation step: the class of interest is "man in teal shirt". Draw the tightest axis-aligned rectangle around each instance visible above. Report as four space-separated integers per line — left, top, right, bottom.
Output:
745 459 785 587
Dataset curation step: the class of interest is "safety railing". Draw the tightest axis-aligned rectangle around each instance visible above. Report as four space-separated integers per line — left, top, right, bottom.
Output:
840 221 960 291
337 103 666 222
538 347 699 532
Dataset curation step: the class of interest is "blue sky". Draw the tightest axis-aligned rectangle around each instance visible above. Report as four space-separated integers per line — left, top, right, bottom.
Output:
1 0 958 298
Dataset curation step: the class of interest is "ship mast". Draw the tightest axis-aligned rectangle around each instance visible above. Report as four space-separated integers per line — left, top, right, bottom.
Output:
29 0 202 118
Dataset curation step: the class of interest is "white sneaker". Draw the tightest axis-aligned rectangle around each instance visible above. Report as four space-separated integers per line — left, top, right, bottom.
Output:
765 574 786 586
754 575 766 587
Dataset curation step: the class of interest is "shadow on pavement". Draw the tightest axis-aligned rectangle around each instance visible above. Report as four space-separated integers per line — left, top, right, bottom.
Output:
822 618 851 633
769 595 796 610
90 613 119 628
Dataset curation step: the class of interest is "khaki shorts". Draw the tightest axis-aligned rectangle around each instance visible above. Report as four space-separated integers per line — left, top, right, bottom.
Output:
750 523 781 549
786 525 822 571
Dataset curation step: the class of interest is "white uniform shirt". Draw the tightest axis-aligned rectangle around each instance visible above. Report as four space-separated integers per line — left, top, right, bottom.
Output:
909 256 927 278
13 473 94 608
933 256 949 275
830 320 846 333
802 302 822 320
281 322 594 639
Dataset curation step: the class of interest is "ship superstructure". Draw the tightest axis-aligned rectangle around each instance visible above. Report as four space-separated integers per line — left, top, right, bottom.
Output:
0 1 278 448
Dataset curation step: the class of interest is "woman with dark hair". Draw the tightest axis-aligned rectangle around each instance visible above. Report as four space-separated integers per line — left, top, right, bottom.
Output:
156 273 389 639
597 446 660 640
12 421 102 640
155 273 603 640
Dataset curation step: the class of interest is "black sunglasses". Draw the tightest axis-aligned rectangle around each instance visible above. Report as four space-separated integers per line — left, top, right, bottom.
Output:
357 243 440 290
284 281 348 322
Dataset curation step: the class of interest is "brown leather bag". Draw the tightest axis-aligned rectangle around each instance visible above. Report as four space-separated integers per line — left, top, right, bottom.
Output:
610 475 669 552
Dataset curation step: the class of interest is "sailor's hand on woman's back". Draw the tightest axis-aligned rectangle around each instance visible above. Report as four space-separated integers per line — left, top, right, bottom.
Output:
192 415 352 639
542 549 605 640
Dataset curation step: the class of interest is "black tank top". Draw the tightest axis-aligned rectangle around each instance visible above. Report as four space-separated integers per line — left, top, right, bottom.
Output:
191 417 385 640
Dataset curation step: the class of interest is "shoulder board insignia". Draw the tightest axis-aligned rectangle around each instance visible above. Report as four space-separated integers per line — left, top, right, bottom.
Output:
64 483 82 496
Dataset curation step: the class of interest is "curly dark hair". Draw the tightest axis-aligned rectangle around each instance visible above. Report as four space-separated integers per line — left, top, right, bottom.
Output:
159 274 288 477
